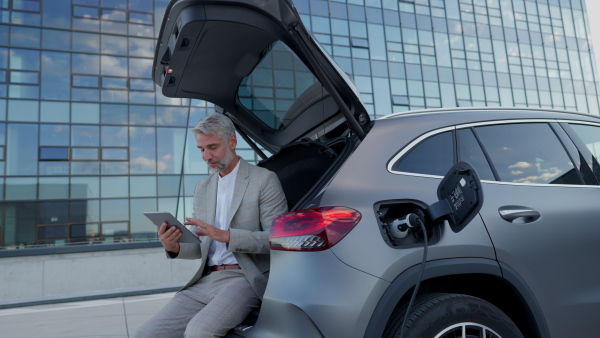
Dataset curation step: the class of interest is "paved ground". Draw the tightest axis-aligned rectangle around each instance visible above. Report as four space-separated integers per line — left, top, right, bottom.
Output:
0 292 174 338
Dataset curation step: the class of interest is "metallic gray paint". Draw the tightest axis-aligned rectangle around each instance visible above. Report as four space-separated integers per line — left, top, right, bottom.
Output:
253 249 388 338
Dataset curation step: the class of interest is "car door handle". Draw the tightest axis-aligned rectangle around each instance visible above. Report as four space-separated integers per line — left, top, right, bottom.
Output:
498 206 541 223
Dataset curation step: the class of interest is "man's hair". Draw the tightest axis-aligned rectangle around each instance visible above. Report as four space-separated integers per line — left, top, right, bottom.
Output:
192 113 236 141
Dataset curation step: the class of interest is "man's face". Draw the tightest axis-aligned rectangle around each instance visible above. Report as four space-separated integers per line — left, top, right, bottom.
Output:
195 132 237 175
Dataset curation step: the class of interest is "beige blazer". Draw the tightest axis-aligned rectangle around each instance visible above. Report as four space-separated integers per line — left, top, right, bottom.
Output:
172 158 287 299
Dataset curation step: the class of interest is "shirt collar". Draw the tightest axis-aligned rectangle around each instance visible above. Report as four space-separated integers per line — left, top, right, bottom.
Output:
218 157 240 182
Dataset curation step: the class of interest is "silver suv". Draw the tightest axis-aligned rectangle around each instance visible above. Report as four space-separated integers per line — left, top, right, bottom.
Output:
153 0 600 337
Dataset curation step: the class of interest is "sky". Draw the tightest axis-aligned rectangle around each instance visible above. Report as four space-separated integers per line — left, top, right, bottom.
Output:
585 0 600 75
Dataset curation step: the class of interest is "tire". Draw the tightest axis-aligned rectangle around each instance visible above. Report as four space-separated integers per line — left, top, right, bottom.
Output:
385 293 524 338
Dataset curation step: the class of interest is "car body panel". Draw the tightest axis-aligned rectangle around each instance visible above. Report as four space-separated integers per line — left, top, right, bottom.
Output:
480 183 600 337
250 249 389 338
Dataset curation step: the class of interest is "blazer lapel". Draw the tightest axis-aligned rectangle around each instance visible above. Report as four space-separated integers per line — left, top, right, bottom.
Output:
200 173 218 256
205 173 218 226
227 158 250 229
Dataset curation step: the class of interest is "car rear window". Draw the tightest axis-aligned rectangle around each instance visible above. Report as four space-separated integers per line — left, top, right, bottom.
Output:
237 41 333 130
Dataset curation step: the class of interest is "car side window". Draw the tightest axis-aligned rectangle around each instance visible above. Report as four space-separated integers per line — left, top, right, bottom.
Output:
392 131 454 176
457 128 496 181
474 123 583 185
568 124 600 181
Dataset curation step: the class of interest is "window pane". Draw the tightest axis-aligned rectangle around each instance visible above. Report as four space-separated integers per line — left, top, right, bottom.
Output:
392 131 454 176
128 37 154 57
71 147 98 160
101 147 127 160
13 0 40 12
102 76 127 89
40 124 69 145
129 126 156 174
102 222 128 236
476 123 581 185
457 128 496 180
101 9 126 21
71 125 99 146
157 128 185 174
39 177 69 199
130 176 156 197
101 55 127 76
7 123 37 175
72 53 99 74
10 48 39 70
74 5 99 19
101 176 128 198
42 29 70 50
568 124 600 182
72 32 99 53
100 198 128 221
238 41 333 130
73 75 99 88
40 101 69 123
101 35 127 55
42 0 70 29
71 161 99 175
10 70 38 84
10 26 40 48
101 126 127 146
100 103 127 124
38 225 67 240
39 147 68 160
5 177 36 200
128 58 151 78
129 12 152 24
70 176 99 198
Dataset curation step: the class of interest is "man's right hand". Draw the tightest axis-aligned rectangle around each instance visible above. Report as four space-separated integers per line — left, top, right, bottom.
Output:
158 222 181 254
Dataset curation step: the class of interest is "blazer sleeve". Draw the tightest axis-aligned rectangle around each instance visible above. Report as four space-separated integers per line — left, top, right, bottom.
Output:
165 180 205 260
228 171 288 254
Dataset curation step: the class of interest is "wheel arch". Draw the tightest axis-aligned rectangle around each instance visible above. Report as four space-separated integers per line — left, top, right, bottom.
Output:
364 258 549 338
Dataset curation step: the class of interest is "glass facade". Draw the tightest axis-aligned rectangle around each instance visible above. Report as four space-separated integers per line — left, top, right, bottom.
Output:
0 0 598 249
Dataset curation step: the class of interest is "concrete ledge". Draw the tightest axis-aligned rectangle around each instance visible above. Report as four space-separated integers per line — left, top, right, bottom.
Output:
0 284 182 309
0 246 200 306
0 241 163 258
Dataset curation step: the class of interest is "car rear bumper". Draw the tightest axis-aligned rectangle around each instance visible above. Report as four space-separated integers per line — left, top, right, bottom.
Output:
245 249 389 338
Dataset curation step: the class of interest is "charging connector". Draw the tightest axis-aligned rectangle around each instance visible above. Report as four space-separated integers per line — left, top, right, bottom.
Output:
388 213 423 239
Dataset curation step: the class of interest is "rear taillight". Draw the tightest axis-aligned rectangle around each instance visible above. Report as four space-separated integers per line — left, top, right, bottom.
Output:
270 206 361 251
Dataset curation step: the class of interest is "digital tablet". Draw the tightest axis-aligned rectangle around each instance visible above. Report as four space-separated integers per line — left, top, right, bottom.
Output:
144 211 201 244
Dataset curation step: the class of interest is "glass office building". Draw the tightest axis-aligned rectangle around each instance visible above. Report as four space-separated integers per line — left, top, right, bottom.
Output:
0 0 597 250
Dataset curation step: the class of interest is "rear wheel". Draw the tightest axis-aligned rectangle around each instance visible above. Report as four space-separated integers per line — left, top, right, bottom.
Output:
385 293 524 338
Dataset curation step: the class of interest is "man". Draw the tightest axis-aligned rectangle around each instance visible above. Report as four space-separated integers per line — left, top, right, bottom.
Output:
135 113 287 338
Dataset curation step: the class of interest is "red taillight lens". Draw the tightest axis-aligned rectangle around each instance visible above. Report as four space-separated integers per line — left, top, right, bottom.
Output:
270 206 362 251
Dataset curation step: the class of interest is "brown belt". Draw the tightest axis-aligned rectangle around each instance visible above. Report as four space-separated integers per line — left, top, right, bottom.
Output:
209 264 241 271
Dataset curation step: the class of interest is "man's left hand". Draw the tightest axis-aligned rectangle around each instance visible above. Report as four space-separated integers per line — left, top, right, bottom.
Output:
184 217 231 243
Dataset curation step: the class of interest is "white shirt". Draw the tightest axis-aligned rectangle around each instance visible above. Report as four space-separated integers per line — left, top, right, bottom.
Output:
207 160 240 266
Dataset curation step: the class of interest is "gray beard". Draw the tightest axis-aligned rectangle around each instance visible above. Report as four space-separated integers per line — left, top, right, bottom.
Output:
208 147 235 174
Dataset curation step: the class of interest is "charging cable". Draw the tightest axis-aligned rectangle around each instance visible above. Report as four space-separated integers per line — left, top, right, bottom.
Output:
391 212 427 338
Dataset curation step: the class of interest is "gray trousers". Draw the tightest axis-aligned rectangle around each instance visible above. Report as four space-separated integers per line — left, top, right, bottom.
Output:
134 269 260 338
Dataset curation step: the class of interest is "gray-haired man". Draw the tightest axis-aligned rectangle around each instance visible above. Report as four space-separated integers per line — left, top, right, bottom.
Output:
135 113 287 337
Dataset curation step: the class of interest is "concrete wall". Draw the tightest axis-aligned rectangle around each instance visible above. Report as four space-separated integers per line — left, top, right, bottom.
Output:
0 247 200 306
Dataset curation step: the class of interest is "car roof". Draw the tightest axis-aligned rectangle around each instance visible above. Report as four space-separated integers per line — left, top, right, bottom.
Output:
377 107 600 125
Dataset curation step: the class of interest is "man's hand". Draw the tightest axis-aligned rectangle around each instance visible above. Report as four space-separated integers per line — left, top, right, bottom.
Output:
158 222 181 254
185 217 230 243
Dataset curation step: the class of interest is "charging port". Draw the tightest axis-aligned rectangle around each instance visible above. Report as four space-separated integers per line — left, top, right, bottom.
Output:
374 200 439 248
